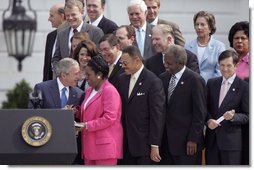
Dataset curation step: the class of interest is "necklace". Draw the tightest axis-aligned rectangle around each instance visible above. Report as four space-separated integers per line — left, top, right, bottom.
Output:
197 41 208 47
197 37 210 47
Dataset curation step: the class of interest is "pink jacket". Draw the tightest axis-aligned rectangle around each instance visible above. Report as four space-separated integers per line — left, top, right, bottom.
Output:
78 80 123 160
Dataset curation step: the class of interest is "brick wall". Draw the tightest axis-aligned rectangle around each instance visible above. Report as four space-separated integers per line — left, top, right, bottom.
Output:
0 0 249 107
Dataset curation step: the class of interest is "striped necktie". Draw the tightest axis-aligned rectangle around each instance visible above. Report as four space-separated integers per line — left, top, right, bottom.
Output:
168 75 176 102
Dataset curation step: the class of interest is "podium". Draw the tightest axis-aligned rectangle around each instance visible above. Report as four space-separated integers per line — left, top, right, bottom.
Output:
0 109 78 165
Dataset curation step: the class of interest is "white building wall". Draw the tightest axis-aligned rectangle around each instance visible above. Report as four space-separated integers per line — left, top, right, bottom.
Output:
0 0 249 107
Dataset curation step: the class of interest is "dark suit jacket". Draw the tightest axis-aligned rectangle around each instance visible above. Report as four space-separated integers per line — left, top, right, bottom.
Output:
28 79 84 109
117 67 166 157
145 50 200 76
97 16 118 34
205 76 249 151
159 68 206 155
108 60 124 88
43 30 57 81
134 23 156 59
52 23 104 68
158 18 185 47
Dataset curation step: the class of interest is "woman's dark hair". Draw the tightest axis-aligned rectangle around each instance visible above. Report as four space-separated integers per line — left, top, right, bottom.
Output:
73 40 98 63
228 21 249 47
87 55 109 79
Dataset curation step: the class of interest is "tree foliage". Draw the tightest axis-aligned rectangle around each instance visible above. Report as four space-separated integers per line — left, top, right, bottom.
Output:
2 79 32 109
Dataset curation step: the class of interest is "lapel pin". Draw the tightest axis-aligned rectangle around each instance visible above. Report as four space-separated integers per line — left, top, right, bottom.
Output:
139 82 142 86
232 88 235 91
181 81 184 85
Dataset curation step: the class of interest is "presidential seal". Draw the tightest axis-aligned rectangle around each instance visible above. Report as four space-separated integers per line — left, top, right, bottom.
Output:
21 116 52 147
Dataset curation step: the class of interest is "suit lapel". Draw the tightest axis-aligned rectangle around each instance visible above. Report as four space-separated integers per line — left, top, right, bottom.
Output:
128 69 145 102
67 87 78 105
50 80 61 108
109 60 121 79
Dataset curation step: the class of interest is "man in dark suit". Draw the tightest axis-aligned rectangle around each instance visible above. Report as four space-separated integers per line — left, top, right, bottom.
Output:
145 24 199 76
127 0 156 59
52 0 103 70
117 45 165 165
144 0 185 46
99 34 124 87
86 0 118 34
159 44 206 165
43 3 65 81
205 50 249 165
29 58 84 109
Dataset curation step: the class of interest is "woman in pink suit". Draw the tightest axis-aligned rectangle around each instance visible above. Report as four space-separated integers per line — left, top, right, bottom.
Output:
75 55 123 165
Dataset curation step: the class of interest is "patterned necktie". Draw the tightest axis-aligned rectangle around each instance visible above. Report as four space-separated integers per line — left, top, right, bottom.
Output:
168 75 176 102
219 80 228 106
136 28 144 57
70 29 78 58
73 29 78 34
60 87 67 108
128 76 136 97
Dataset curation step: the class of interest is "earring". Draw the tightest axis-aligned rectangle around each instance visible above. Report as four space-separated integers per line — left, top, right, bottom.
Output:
97 76 101 79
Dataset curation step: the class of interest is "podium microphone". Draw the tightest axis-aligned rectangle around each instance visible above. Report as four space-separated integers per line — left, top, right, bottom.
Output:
29 89 43 109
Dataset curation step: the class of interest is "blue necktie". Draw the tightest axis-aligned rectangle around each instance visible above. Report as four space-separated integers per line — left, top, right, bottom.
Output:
60 87 67 108
136 28 144 57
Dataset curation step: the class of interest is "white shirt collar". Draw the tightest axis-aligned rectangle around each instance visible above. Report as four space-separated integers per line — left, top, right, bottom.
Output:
174 66 186 80
132 64 144 80
90 14 103 27
71 21 84 33
222 73 236 85
135 22 147 32
57 77 69 93
150 16 159 26
113 51 122 65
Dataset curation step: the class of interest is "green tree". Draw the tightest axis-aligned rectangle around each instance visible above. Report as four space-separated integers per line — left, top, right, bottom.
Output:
2 79 32 109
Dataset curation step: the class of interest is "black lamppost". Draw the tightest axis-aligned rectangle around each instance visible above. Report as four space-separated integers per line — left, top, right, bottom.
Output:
2 0 37 71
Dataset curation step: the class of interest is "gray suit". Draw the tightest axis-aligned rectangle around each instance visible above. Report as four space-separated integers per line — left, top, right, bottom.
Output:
52 23 103 68
134 23 156 60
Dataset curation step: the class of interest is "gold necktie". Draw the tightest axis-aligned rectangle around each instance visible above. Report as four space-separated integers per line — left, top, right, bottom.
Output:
108 64 114 77
128 76 136 97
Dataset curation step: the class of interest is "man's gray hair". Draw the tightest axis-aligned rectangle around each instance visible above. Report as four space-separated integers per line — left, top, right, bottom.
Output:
55 58 79 77
164 44 187 66
127 0 147 13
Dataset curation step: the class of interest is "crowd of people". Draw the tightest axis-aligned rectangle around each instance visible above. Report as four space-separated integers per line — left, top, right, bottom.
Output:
30 0 249 166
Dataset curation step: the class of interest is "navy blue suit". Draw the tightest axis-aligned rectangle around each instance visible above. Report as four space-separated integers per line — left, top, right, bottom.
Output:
28 79 84 109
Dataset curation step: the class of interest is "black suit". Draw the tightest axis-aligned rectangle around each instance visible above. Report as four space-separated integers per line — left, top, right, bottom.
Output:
159 68 206 165
117 67 166 165
43 30 57 81
97 16 118 34
108 60 124 88
145 50 200 76
205 76 249 165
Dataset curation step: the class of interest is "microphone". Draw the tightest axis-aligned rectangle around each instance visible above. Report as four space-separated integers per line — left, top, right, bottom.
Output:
29 89 43 109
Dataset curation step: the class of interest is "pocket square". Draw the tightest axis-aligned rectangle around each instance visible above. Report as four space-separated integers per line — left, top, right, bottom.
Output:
137 92 145 96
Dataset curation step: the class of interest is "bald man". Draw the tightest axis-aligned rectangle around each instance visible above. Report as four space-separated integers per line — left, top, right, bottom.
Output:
43 3 65 81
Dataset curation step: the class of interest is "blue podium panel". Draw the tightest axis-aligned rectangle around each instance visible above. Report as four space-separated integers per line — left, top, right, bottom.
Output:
0 109 77 165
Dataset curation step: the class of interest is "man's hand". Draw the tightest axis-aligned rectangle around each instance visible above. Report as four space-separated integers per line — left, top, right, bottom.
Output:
186 141 197 155
150 146 161 162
